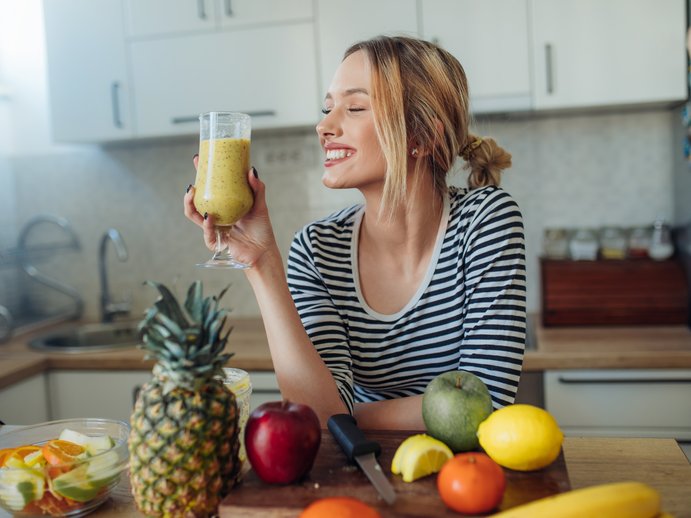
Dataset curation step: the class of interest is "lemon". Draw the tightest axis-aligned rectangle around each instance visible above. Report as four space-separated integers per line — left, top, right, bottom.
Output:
477 404 563 471
391 434 453 482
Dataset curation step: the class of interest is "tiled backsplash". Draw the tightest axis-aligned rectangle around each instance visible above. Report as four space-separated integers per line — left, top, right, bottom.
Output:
0 109 679 322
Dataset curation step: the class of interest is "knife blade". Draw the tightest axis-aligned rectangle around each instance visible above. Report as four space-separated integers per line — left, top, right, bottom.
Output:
327 414 397 505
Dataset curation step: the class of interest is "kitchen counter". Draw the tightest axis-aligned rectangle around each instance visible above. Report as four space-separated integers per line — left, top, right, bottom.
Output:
2 317 691 390
0 429 687 517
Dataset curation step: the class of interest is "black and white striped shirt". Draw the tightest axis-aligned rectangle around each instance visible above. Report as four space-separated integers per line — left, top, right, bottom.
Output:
287 185 526 414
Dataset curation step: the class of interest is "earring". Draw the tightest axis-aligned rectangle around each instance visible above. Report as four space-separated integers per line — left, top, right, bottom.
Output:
411 148 419 157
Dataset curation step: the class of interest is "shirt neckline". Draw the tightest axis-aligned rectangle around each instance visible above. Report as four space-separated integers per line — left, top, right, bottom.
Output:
351 191 451 322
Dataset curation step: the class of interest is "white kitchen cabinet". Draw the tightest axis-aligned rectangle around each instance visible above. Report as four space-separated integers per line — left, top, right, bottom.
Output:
47 370 152 423
420 0 532 113
0 374 49 425
125 0 312 38
43 0 134 142
45 370 279 423
316 0 419 98
531 0 687 110
129 23 319 137
545 369 691 440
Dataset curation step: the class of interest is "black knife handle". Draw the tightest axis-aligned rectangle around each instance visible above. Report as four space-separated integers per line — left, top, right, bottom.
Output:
327 414 381 462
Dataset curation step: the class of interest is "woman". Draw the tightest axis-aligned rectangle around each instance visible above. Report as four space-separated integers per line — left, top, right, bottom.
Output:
184 36 526 430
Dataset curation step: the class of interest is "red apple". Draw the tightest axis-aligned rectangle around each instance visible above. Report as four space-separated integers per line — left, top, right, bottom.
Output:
244 400 321 484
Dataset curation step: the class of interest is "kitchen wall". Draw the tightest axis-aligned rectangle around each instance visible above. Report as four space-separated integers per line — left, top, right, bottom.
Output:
0 0 684 324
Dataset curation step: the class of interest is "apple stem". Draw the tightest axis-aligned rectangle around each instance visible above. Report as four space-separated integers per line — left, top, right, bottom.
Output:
455 376 462 389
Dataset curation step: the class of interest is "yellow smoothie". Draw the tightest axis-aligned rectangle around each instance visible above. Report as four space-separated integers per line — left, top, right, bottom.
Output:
194 138 253 225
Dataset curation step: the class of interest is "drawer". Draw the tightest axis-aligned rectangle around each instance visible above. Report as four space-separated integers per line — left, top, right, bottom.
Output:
545 369 691 440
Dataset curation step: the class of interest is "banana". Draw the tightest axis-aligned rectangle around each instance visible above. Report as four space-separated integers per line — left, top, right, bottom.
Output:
491 481 661 518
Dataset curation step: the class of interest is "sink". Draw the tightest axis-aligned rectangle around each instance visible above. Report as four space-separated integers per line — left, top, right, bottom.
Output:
28 321 141 353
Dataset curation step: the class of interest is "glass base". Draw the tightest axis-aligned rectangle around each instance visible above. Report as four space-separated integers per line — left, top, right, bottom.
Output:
195 250 251 270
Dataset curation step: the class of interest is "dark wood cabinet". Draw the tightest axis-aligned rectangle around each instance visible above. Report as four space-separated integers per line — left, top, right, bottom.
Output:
540 257 689 326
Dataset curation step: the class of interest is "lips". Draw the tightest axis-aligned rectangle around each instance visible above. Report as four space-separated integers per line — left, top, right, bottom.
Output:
323 144 355 166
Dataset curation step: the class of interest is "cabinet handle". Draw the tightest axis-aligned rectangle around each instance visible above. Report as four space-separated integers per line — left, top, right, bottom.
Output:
110 81 123 129
224 0 233 16
557 376 691 385
197 0 207 20
545 44 554 94
171 110 276 124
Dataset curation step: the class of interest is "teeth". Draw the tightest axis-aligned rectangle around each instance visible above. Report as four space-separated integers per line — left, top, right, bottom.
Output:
325 149 353 161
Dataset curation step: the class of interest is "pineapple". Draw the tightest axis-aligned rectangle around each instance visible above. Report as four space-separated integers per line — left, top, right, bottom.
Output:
129 281 240 517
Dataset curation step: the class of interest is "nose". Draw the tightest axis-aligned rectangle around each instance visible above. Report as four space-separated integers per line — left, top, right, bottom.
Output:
316 110 340 139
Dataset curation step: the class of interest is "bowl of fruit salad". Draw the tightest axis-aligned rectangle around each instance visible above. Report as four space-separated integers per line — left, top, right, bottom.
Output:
0 418 129 517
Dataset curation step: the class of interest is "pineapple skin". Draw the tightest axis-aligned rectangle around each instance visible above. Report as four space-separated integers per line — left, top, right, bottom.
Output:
129 377 240 518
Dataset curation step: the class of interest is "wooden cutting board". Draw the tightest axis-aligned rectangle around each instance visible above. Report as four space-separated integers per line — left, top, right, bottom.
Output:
219 430 570 517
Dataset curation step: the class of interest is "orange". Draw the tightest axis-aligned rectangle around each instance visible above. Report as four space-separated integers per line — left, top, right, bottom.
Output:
437 453 505 514
42 440 85 467
0 447 16 466
3 445 41 466
300 497 381 518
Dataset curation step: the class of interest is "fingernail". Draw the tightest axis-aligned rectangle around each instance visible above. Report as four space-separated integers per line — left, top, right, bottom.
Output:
252 166 259 179
193 153 199 160
203 212 208 221
186 184 192 193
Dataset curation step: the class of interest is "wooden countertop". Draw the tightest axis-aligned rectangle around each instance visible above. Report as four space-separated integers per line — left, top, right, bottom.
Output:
1 317 691 390
1 431 687 517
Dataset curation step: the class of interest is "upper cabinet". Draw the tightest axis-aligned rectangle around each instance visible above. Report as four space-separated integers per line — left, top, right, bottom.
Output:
316 0 418 99
124 0 312 38
42 0 688 143
531 0 687 110
421 0 532 113
43 0 133 142
130 23 318 137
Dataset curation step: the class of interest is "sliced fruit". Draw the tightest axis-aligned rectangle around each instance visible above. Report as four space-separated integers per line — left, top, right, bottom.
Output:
390 434 453 482
0 448 15 466
59 429 114 455
85 450 121 489
0 466 45 511
4 446 42 469
42 440 86 467
22 449 45 468
51 464 100 502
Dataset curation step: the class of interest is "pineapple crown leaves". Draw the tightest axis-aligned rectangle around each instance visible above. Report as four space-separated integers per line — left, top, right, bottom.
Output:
139 280 234 393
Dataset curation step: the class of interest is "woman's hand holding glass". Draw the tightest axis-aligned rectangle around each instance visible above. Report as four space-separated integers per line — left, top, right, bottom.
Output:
184 161 277 270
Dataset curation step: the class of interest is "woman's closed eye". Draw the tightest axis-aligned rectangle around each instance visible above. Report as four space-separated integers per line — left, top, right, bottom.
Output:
321 106 368 115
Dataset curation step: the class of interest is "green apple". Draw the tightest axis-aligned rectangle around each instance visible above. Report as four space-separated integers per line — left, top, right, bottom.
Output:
52 464 100 502
0 467 45 511
422 370 494 452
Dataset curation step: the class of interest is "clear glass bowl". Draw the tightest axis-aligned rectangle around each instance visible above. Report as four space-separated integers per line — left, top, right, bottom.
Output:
0 419 129 517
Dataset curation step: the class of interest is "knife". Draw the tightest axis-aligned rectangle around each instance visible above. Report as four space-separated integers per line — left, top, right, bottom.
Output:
327 414 397 505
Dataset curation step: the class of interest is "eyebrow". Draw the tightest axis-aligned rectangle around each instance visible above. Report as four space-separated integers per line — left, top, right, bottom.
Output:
324 88 370 100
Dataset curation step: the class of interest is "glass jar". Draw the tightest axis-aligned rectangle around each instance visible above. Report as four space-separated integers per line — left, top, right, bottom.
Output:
222 368 252 464
599 226 627 259
649 219 674 261
569 229 599 260
627 226 651 259
543 228 570 259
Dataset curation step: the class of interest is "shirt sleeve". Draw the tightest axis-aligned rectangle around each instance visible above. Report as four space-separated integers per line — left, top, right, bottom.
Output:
286 226 355 414
458 188 527 409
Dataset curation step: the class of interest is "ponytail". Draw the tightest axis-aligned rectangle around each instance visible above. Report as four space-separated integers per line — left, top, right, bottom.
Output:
462 134 512 189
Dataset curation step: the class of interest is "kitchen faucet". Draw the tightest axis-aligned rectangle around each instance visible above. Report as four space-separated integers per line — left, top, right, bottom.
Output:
99 228 130 323
16 214 84 319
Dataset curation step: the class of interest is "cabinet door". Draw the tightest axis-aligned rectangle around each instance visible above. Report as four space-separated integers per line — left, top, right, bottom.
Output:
421 0 531 113
130 23 319 136
43 0 133 142
316 0 418 98
531 0 687 109
125 0 217 38
216 0 312 28
0 374 49 425
48 371 152 423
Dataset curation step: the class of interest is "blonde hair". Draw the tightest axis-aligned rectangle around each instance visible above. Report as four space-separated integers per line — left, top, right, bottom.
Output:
344 36 512 217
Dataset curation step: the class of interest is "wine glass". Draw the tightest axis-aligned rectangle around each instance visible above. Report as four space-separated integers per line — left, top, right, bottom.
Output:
193 111 253 269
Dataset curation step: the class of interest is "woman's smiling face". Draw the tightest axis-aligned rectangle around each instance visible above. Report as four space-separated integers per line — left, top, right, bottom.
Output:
316 50 387 192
